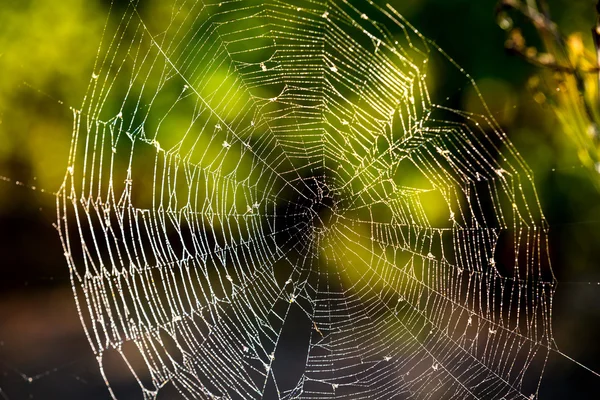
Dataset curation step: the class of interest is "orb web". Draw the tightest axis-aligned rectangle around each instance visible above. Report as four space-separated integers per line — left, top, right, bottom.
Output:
56 0 555 399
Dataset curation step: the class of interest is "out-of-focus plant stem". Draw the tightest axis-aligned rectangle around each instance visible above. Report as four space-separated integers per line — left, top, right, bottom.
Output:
592 4 600 108
496 0 600 188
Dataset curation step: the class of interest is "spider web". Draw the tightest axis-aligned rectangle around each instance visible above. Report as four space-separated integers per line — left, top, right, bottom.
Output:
56 0 556 398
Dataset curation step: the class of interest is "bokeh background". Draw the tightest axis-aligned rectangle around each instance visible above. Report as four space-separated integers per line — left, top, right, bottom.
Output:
0 0 599 398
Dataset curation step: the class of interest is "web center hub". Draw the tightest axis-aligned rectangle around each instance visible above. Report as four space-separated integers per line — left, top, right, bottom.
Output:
308 192 338 234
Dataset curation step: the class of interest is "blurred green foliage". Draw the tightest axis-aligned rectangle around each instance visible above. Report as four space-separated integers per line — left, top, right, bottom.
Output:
497 0 600 181
0 0 105 203
0 1 598 277
1 2 600 395
0 0 597 290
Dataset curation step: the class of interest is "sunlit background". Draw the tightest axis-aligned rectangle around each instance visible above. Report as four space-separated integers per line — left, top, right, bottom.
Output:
1 0 599 398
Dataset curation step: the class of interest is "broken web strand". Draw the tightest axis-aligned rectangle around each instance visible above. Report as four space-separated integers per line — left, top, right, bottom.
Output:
53 0 597 399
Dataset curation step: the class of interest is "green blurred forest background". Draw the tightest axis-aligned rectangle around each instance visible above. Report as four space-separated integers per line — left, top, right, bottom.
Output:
0 0 599 398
